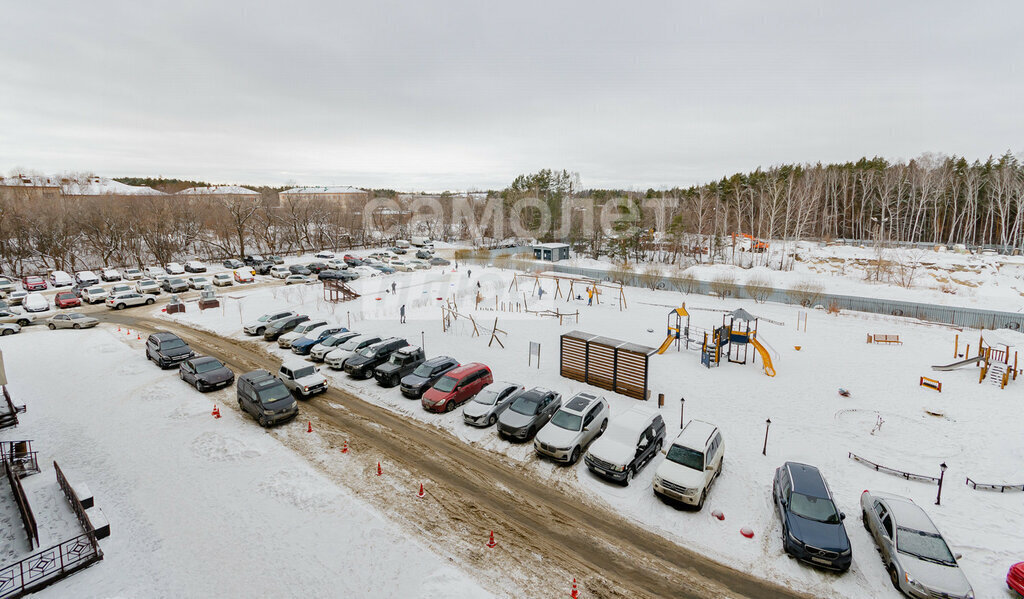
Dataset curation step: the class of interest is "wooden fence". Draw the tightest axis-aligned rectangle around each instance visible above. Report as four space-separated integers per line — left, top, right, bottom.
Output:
559 331 655 400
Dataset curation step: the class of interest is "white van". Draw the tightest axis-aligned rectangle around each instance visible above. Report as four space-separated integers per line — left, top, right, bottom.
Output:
395 239 411 249
410 237 432 248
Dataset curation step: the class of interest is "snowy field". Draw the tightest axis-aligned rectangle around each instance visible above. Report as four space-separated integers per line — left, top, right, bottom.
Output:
154 261 1023 599
0 326 492 599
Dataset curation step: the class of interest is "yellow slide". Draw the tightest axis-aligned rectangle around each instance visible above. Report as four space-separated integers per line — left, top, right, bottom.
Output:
750 337 776 377
656 335 675 355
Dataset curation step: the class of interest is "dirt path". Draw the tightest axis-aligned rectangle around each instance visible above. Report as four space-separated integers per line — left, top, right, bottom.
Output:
103 310 815 599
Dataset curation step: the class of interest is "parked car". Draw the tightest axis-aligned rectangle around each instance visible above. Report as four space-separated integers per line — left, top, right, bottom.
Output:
20 275 46 291
315 250 335 259
534 392 610 464
462 382 524 427
144 266 168 279
7 291 27 306
268 255 284 264
0 276 16 294
146 332 195 368
161 278 189 293
0 323 20 336
496 387 562 441
74 270 99 286
374 346 426 387
278 360 328 397
324 335 382 369
343 337 409 379
269 265 291 279
110 283 133 295
653 420 724 509
55 291 81 309
263 315 310 341
389 246 407 255
284 274 310 285
861 491 973 598
308 331 362 362
290 325 347 355
165 262 185 274
106 292 156 310
81 286 109 304
0 310 34 326
415 249 433 260
421 363 493 413
135 279 161 294
123 268 144 280
237 370 299 427
319 269 358 282
243 310 297 336
187 276 211 289
353 266 379 278
585 405 665 485
223 259 244 269
23 293 49 313
278 319 330 349
241 254 263 266
370 264 396 274
772 462 851 572
324 259 346 270
343 256 363 267
212 273 233 287
49 270 73 287
400 356 460 399
1008 562 1024 597
100 268 122 282
305 262 328 274
253 261 275 275
233 269 255 283
390 260 413 272
430 257 451 266
184 260 207 273
289 264 312 276
179 356 234 392
47 312 98 330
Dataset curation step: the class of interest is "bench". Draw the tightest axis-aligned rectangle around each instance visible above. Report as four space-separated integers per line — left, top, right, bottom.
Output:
85 506 110 540
867 334 902 345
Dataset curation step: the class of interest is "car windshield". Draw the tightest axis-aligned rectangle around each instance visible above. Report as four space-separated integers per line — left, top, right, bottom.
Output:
161 339 186 350
69 314 88 320
195 360 223 374
549 410 582 431
788 492 841 524
510 395 543 415
58 292 74 299
257 385 291 404
666 445 704 471
292 366 315 378
87 287 104 293
896 527 956 565
473 389 499 405
322 335 345 347
171 278 185 284
388 353 406 365
340 337 365 350
412 363 437 377
357 346 379 358
433 376 458 393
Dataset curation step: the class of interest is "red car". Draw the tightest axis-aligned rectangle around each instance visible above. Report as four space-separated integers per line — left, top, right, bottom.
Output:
21 276 47 291
1009 562 1024 596
421 363 493 413
54 291 81 308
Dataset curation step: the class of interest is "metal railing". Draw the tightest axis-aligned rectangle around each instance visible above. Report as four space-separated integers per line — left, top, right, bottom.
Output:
54 462 98 539
4 459 38 549
965 477 1024 493
0 441 39 478
0 531 101 599
848 452 940 484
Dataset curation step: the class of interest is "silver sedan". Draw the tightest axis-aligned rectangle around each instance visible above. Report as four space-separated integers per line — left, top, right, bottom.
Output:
462 382 524 427
860 490 973 599
47 312 100 330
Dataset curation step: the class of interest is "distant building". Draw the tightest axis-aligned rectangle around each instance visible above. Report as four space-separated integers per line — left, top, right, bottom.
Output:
177 185 260 202
279 186 368 204
533 242 570 262
0 174 163 201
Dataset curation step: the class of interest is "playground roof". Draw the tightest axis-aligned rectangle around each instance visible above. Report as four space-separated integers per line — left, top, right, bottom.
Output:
729 308 758 322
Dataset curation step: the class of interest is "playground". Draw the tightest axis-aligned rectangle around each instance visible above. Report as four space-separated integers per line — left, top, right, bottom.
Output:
149 261 1023 599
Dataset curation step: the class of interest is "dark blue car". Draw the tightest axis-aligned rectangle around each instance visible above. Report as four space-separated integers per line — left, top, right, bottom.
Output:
773 462 852 572
290 326 348 356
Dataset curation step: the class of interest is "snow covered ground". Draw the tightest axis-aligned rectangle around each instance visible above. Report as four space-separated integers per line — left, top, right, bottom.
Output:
0 326 492 598
157 262 1024 599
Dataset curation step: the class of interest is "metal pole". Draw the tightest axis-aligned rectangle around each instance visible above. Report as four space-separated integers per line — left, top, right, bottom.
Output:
421 331 425 354
762 418 771 456
935 462 947 505
680 397 685 428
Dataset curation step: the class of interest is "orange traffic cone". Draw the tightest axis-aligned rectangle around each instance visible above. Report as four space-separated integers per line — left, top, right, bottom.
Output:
341 441 348 454
137 333 141 340
117 326 121 332
376 462 382 476
211 405 221 418
416 483 425 498
486 530 497 548
571 578 578 598
126 328 131 336
306 421 312 433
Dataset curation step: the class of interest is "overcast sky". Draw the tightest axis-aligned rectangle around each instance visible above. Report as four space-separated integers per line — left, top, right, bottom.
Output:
2 1 1022 191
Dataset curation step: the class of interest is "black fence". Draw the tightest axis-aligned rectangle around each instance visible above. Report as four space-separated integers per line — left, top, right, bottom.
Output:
847 452 941 484
965 477 1024 493
4 459 38 549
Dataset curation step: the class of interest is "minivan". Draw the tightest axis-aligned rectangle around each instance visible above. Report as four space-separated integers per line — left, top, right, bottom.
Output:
653 420 724 509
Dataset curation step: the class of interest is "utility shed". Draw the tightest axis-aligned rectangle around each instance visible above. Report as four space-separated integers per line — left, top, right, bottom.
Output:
559 330 656 400
533 243 570 262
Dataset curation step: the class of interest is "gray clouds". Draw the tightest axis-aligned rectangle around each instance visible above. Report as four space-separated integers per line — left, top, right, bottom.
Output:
1 1 1021 189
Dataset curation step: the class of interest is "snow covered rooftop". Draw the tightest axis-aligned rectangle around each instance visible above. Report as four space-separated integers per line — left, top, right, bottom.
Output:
1 175 165 195
177 185 260 195
280 186 366 195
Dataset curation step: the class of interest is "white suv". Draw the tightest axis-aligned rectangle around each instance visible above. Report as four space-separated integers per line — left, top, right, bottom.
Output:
269 265 291 279
534 392 609 464
278 360 328 397
653 420 724 509
243 310 296 336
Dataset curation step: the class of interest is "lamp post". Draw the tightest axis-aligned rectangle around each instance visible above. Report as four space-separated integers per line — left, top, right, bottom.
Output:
421 331 425 354
680 397 685 429
762 418 771 456
935 462 948 505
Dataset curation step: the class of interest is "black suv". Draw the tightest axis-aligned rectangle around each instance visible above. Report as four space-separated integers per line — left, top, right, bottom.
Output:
242 254 265 266
319 269 358 282
400 355 460 399
146 332 195 368
773 462 852 572
343 337 409 379
289 264 312 276
584 407 666 485
374 346 426 387
305 262 328 274
253 260 275 275
263 315 310 341
236 370 298 427
223 258 244 269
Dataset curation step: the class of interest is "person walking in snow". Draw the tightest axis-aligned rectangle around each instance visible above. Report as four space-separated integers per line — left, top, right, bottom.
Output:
467 269 472 278
538 287 545 299
391 281 397 294
587 287 594 306
400 304 406 324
